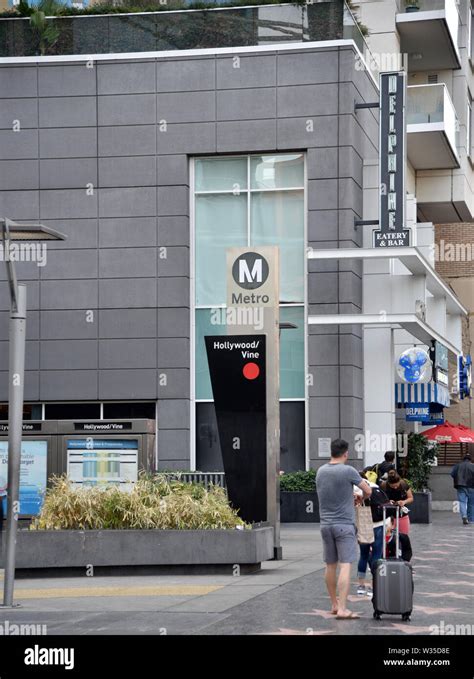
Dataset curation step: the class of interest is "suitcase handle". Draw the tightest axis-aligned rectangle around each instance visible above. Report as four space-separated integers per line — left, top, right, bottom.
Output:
382 503 400 559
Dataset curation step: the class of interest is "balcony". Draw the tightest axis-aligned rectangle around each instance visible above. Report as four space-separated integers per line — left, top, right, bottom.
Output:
396 0 460 71
0 1 370 58
407 84 459 170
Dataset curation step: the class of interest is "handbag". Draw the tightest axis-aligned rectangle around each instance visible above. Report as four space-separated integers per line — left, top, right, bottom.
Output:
356 503 375 544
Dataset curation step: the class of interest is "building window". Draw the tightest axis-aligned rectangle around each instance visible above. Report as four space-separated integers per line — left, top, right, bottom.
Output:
193 154 306 469
45 403 101 420
103 402 155 419
24 404 43 420
0 404 42 420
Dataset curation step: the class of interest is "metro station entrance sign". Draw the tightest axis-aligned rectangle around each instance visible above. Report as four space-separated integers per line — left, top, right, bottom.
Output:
205 247 281 557
205 335 267 522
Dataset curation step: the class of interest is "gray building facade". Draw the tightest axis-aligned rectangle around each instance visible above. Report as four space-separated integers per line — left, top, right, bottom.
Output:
0 39 378 471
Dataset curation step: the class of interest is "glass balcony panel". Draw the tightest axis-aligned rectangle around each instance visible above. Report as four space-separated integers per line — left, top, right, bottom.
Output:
407 84 445 125
0 1 361 58
407 84 459 170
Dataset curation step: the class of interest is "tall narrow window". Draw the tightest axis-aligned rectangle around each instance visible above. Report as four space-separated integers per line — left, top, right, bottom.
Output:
193 154 306 470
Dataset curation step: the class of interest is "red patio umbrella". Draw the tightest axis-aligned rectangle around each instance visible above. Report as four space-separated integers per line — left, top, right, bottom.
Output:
422 421 474 443
422 421 474 465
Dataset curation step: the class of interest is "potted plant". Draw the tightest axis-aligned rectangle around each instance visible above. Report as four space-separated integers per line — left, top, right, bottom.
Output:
398 432 437 523
405 0 420 13
346 1 370 37
280 470 319 522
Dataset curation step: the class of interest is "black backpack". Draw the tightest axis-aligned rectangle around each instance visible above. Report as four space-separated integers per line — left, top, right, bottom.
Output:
369 486 391 522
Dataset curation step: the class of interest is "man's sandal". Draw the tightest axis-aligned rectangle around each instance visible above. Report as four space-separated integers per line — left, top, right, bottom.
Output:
336 611 361 620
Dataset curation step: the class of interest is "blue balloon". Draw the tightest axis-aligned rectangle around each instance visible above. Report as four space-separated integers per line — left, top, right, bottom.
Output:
399 349 428 383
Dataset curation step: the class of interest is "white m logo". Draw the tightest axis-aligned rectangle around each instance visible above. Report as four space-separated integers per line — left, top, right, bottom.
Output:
232 252 269 289
239 258 262 284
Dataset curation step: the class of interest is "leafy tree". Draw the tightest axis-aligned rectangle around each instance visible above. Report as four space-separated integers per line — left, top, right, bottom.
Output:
18 0 63 55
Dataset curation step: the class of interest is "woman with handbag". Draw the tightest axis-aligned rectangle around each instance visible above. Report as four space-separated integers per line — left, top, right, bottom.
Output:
355 473 390 597
380 470 413 535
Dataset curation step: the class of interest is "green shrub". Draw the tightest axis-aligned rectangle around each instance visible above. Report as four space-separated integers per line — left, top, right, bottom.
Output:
0 0 307 19
398 432 438 492
31 474 248 530
280 469 316 493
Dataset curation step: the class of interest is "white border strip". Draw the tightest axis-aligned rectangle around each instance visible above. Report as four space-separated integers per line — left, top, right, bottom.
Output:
0 39 377 87
0 38 353 62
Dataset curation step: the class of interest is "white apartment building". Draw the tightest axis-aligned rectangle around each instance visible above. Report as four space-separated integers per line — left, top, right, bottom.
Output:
351 0 473 503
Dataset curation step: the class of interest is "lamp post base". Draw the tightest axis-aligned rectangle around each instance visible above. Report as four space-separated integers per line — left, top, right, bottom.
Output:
0 603 22 609
273 546 283 560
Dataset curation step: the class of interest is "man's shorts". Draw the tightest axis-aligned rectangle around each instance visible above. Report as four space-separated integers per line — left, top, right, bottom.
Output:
320 523 358 564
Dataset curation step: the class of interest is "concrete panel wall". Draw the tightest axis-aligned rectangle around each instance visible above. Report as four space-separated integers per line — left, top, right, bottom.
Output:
0 44 378 469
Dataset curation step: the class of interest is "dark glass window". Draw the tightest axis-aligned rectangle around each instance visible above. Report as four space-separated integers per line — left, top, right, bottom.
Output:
0 404 42 420
103 402 156 419
45 403 101 420
196 402 223 472
24 404 43 420
196 401 305 472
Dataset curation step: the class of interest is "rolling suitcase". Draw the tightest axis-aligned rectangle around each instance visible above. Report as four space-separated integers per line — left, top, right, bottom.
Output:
372 505 414 621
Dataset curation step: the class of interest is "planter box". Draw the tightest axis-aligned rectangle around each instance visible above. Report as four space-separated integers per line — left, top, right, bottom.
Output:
280 490 432 524
280 491 320 522
409 491 432 524
0 527 274 570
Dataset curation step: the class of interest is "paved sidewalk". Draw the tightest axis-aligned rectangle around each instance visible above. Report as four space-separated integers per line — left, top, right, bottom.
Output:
0 512 472 635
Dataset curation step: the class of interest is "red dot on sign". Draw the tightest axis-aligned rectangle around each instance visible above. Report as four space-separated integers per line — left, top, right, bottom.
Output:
243 362 260 380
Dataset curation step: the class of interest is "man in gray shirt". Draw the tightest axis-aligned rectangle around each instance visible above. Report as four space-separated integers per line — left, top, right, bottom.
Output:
316 438 371 620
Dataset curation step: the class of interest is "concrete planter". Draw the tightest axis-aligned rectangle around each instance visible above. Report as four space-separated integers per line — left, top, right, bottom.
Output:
280 491 320 522
409 491 432 524
0 527 274 570
280 490 432 524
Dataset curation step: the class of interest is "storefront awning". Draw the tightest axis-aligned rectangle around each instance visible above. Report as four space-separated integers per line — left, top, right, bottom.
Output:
395 382 450 407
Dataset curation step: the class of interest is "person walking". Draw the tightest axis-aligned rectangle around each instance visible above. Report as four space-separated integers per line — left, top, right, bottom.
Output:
316 438 372 620
450 453 474 525
380 470 413 535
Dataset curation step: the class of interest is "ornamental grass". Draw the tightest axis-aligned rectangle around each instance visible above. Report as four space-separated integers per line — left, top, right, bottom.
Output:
30 474 247 531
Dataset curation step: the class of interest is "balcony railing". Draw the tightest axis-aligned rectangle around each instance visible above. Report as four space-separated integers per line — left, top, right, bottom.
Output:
162 472 226 489
396 0 460 71
0 1 370 58
407 83 459 169
414 0 459 50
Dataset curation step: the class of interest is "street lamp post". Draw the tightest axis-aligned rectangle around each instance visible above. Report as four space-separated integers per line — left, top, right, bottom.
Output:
0 218 66 608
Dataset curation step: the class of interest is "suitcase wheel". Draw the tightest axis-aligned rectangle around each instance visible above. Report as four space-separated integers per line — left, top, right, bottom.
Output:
373 611 381 620
402 613 411 622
